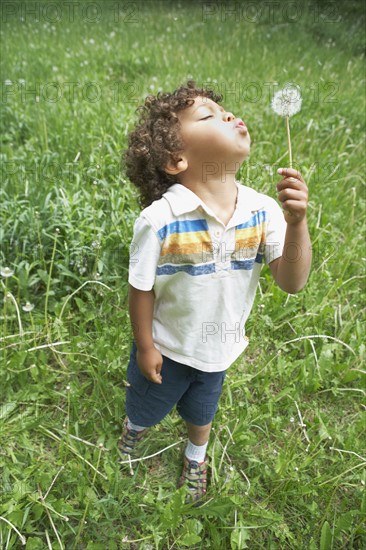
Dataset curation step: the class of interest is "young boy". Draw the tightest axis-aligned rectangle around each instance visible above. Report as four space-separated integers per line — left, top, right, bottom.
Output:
119 80 311 503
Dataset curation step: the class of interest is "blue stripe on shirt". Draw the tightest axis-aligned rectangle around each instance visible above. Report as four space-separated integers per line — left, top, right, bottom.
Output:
157 219 209 241
157 262 216 276
236 210 267 230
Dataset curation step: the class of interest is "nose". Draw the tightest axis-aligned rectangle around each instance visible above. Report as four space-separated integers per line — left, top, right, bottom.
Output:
224 111 235 122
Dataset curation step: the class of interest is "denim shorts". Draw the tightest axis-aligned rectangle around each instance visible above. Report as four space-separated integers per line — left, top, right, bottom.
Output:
125 341 226 427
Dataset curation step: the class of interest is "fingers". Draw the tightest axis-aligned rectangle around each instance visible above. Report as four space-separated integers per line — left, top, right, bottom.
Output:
145 361 163 385
136 348 163 384
275 168 308 224
142 369 162 384
277 186 308 204
277 167 305 182
276 168 308 202
151 372 163 384
277 175 308 192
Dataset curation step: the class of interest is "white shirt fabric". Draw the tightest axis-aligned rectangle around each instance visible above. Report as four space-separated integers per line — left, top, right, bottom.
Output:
128 180 287 372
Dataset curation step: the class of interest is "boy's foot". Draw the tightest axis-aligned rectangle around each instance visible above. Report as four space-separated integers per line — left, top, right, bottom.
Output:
118 418 147 461
178 455 208 504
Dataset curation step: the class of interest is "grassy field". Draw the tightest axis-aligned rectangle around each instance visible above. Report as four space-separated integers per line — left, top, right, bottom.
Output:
1 0 365 548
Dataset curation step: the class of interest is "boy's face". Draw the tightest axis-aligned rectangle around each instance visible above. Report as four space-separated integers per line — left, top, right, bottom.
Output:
174 95 251 172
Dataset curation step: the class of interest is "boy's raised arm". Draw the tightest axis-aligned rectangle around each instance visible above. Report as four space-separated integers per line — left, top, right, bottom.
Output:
269 167 312 294
269 218 312 293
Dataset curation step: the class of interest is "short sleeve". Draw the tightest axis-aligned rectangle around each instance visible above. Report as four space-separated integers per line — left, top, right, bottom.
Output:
263 197 287 265
128 216 161 291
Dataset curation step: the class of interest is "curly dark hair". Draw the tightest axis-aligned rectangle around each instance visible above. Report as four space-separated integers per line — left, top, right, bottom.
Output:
122 80 223 210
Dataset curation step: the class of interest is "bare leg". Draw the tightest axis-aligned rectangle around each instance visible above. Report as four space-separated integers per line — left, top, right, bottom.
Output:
186 421 212 446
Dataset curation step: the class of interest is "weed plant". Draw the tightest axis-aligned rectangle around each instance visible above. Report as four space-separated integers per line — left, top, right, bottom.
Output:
1 1 365 548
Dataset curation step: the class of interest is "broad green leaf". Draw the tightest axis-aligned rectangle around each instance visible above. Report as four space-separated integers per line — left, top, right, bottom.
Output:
180 533 202 546
230 526 250 550
320 520 332 550
0 402 17 420
26 537 44 549
335 510 354 534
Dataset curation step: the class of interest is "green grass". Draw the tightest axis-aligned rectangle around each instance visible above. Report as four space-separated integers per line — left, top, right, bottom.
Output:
1 0 365 548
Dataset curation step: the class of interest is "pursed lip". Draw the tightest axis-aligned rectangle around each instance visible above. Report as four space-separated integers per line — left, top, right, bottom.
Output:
235 118 247 130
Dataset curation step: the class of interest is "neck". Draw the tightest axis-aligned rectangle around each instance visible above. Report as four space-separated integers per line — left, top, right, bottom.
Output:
177 166 239 208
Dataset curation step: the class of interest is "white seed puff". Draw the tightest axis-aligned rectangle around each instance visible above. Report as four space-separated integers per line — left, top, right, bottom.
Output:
271 85 302 117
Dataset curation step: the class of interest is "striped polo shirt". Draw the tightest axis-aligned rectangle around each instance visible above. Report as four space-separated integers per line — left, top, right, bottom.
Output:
128 180 286 372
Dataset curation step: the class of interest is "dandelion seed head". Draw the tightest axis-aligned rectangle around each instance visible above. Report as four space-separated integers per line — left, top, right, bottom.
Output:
1 267 14 278
271 84 302 117
22 301 35 312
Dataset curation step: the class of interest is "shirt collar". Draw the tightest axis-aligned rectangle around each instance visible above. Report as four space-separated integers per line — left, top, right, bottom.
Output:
163 181 265 225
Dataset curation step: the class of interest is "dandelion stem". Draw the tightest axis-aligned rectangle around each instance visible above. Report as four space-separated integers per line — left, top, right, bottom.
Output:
118 438 186 464
4 292 24 337
38 486 64 550
45 230 58 334
0 516 26 546
43 466 65 501
58 280 113 322
286 115 292 168
1 280 8 359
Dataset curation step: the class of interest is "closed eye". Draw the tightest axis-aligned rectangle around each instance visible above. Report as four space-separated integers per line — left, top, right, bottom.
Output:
200 115 213 120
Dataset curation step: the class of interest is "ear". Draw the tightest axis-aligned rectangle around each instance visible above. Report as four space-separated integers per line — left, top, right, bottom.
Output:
164 154 188 176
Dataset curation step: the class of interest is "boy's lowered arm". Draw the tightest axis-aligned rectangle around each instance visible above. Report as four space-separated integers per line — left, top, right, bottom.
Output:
128 284 163 384
128 284 156 351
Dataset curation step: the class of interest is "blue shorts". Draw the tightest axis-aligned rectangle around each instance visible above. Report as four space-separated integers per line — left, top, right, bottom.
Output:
125 341 226 427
